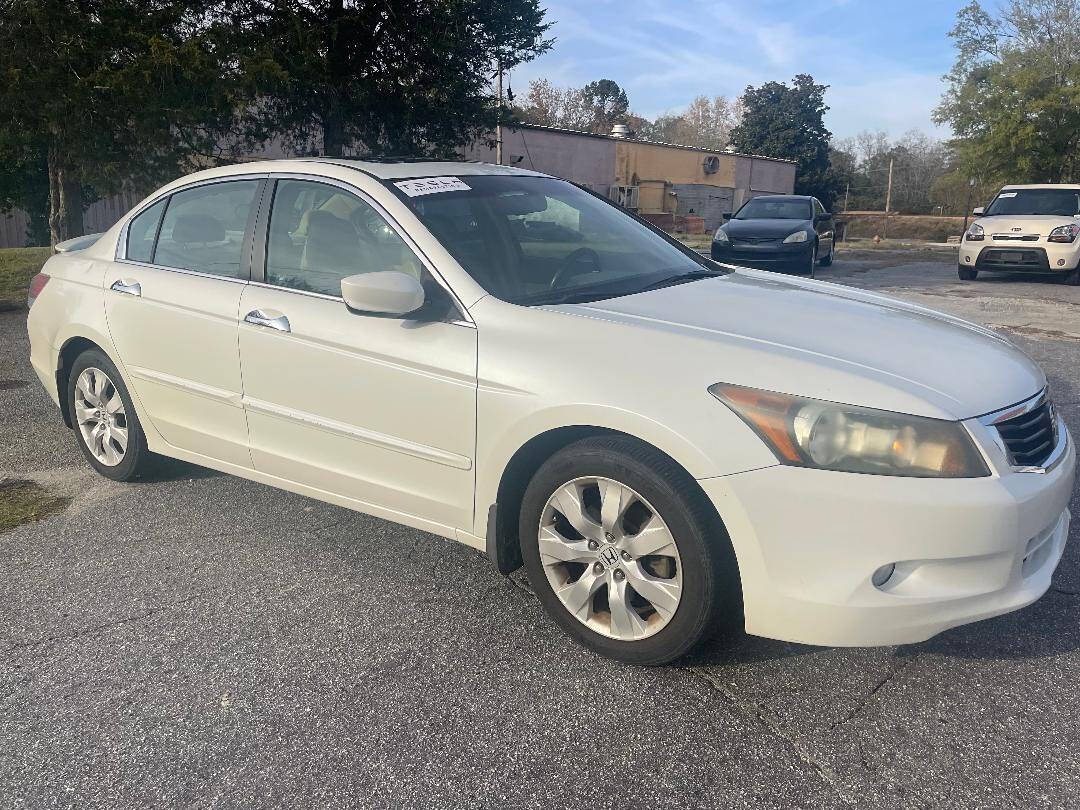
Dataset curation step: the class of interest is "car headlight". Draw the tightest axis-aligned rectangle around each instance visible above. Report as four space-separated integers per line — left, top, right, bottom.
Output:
714 227 730 243
709 383 989 478
782 230 809 244
1048 223 1080 244
965 222 984 242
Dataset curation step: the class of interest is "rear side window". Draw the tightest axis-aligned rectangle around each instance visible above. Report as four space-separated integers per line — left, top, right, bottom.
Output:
126 199 166 262
153 180 259 278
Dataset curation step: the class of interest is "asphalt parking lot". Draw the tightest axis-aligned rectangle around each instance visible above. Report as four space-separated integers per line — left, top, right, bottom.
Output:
2 249 1079 809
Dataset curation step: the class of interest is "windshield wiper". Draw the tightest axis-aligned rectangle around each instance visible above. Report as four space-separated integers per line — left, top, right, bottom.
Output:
634 269 719 294
520 288 626 306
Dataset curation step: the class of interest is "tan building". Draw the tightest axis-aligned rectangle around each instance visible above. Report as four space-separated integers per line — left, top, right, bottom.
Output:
464 123 796 232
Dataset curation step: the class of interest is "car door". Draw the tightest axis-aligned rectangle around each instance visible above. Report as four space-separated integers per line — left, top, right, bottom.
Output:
104 177 267 468
812 198 834 256
237 176 477 534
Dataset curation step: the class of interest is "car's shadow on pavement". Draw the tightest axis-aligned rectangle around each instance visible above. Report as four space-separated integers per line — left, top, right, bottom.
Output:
682 583 1080 666
137 455 222 483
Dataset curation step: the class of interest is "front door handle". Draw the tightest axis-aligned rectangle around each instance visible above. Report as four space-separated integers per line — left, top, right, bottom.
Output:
110 279 141 297
244 309 291 333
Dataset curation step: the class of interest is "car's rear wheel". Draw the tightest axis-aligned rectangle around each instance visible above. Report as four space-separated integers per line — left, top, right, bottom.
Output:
519 436 740 665
958 267 978 281
67 349 151 481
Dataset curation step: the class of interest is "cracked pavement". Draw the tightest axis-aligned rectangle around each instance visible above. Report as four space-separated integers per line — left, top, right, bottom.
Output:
2 251 1079 808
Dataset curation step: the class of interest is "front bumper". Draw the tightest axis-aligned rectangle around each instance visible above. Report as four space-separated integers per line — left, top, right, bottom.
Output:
701 420 1075 647
711 241 813 272
960 241 1080 273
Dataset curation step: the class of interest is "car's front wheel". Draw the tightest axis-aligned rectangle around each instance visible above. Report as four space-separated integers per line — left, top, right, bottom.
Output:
958 266 978 281
519 436 740 665
67 348 151 481
1064 269 1080 286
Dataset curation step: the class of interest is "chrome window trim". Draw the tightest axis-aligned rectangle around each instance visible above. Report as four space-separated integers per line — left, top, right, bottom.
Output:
112 258 250 285
259 172 476 326
977 388 1069 474
114 173 271 263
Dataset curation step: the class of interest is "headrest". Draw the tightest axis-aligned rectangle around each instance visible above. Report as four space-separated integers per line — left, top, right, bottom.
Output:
172 213 225 244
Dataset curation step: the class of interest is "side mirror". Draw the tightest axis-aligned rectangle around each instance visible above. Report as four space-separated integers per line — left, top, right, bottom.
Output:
972 207 985 216
340 271 425 316
722 212 734 221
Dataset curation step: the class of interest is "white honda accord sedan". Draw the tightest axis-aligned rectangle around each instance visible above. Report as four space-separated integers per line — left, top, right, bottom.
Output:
27 160 1075 664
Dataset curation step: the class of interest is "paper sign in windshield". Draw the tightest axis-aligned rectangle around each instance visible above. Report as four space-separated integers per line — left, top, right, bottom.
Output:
395 177 472 197
998 192 1018 198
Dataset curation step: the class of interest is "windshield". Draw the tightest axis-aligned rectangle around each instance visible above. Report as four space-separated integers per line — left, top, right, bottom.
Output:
985 188 1080 217
385 175 722 305
734 198 811 220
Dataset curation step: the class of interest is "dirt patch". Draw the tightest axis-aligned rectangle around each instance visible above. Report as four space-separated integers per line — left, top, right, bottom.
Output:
0 379 29 391
0 478 70 534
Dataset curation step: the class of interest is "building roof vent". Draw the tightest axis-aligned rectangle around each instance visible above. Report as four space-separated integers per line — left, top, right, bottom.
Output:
610 123 632 139
703 155 720 174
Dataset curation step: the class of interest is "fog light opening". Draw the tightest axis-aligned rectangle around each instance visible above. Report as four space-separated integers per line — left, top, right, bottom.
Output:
1058 259 1067 267
964 255 972 263
872 563 896 588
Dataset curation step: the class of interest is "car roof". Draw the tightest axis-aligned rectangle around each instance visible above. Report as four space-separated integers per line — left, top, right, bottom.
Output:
1000 184 1080 191
285 157 548 180
745 195 813 201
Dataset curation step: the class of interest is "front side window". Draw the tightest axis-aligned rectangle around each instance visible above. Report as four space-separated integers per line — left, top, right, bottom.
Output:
386 175 720 305
126 198 166 262
985 188 1080 217
153 180 259 279
265 179 425 297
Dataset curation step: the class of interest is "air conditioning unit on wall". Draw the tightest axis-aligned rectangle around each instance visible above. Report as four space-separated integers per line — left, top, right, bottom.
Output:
608 185 640 210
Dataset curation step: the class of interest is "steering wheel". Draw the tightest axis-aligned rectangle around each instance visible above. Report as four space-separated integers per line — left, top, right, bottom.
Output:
549 248 602 289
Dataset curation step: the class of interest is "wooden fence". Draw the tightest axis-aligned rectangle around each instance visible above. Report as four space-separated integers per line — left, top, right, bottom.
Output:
0 190 144 249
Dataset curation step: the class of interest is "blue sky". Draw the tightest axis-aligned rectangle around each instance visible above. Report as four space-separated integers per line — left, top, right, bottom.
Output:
510 0 967 140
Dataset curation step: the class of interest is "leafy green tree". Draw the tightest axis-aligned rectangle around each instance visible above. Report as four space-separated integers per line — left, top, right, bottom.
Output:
239 0 552 157
935 0 1080 182
581 79 629 134
0 0 247 243
729 74 841 207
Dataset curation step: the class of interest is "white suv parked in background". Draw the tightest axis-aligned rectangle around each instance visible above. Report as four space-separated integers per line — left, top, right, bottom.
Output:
26 160 1075 665
960 184 1080 285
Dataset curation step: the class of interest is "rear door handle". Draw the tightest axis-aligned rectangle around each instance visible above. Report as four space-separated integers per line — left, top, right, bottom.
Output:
244 309 291 333
110 279 142 297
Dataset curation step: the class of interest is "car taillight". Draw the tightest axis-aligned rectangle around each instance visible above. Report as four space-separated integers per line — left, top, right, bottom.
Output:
27 273 50 309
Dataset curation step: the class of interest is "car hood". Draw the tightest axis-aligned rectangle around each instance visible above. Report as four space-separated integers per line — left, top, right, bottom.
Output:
722 218 812 239
554 269 1044 420
976 214 1080 236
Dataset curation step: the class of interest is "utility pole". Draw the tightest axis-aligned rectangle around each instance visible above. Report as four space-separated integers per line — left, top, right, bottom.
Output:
883 158 894 240
495 57 504 166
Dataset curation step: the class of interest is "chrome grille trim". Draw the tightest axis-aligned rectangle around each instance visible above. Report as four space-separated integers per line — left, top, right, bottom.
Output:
978 389 1069 473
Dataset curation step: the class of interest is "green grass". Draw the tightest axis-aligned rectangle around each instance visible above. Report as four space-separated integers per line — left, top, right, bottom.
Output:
0 246 52 311
0 479 69 534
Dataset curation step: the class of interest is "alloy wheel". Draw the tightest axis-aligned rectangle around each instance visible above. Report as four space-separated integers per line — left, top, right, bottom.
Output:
538 476 683 640
74 367 128 466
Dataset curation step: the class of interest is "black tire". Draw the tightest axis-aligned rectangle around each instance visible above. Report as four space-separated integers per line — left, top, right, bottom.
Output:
1064 269 1080 286
519 435 741 666
807 244 817 278
67 348 151 482
819 243 833 267
958 266 978 281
